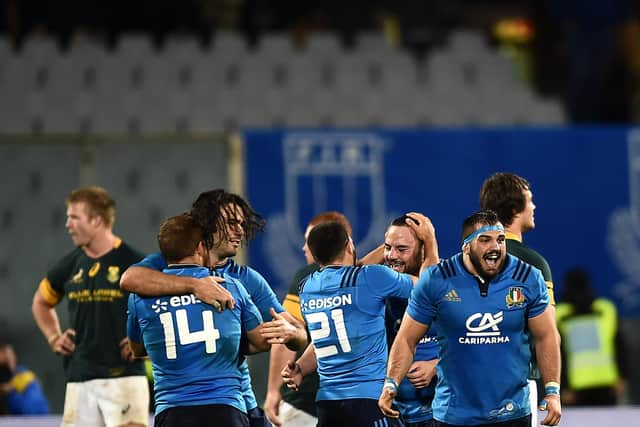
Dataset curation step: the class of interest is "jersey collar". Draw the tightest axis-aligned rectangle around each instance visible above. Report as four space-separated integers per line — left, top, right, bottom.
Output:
505 231 522 242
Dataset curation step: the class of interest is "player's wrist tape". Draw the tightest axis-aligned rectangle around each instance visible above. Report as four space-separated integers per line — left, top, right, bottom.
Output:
47 332 61 346
383 377 399 393
544 381 560 396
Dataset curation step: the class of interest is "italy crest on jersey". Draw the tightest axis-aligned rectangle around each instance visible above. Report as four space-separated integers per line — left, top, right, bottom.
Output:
506 287 525 308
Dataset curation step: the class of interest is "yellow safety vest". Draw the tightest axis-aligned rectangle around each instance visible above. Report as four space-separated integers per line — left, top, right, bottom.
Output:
556 298 619 390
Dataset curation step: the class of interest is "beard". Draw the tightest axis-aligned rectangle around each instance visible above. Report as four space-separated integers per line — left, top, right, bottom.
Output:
385 251 422 276
468 250 503 281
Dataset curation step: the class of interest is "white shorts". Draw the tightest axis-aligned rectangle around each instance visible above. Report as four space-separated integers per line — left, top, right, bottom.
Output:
62 376 149 427
528 379 538 427
278 401 317 427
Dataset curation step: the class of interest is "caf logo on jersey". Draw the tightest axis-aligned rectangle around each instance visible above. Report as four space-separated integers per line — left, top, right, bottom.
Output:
506 287 525 308
107 266 120 283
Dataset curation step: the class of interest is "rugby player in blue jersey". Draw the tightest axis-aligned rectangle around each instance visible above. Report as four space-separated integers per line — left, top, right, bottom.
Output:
384 215 440 427
380 210 562 427
128 213 269 427
282 214 438 427
121 189 308 427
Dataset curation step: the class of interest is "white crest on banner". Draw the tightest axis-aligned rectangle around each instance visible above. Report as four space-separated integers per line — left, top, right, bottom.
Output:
263 132 396 292
607 129 640 311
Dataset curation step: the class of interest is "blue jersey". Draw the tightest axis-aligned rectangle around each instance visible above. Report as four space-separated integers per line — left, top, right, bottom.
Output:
133 253 284 410
299 265 414 401
386 298 439 423
127 265 263 415
407 254 549 425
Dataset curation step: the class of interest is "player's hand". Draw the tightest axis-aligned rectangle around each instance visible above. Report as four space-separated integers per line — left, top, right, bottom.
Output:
539 394 561 426
261 308 299 344
192 276 234 311
378 386 400 418
281 360 303 391
264 390 283 426
405 212 436 244
406 359 438 389
119 337 136 362
51 329 76 356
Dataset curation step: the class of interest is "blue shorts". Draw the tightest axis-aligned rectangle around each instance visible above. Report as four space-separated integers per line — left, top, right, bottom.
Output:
317 398 404 427
155 403 249 427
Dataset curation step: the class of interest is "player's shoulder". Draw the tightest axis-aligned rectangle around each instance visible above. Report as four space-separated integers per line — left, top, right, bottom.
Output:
430 254 462 281
112 240 145 263
506 239 550 272
48 247 85 273
224 258 265 281
502 254 543 286
222 274 251 299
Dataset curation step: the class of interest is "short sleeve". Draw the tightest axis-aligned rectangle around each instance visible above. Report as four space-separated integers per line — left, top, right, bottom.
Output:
233 280 263 331
241 267 285 320
126 294 142 343
362 265 413 299
526 269 550 319
407 267 438 326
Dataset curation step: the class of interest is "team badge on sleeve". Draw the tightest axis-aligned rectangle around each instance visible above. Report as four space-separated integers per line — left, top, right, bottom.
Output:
506 287 525 308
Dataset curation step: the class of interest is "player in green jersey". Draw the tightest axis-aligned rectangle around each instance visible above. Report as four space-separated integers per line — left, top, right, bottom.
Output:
32 186 149 427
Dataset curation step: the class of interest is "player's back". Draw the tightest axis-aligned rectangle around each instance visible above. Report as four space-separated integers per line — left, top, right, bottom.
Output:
299 265 413 401
129 265 260 414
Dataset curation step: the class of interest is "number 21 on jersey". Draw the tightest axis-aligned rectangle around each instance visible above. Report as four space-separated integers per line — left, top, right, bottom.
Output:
305 309 352 358
158 309 220 359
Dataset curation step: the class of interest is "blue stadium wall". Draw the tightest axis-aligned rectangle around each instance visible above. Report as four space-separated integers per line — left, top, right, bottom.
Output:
244 127 640 318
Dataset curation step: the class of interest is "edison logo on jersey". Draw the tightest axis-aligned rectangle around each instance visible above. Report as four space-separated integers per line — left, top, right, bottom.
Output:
152 299 168 313
459 311 510 344
152 295 202 313
301 294 353 311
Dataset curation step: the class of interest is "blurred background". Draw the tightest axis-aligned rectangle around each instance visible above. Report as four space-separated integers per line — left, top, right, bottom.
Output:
1 0 640 424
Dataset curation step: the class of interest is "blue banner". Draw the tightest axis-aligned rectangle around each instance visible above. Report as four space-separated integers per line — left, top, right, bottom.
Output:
245 128 640 317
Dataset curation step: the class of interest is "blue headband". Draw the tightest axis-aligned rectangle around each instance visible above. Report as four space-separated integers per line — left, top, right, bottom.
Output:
463 224 505 245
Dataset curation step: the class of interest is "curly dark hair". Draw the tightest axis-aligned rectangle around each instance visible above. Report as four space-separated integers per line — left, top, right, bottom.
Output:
190 189 265 249
479 173 530 227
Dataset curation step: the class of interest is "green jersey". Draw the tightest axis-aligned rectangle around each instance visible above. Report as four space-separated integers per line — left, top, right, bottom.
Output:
505 232 555 305
281 263 319 416
506 231 555 381
39 239 145 382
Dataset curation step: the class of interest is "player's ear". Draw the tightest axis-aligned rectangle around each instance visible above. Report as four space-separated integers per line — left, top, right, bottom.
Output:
196 240 206 260
462 242 470 255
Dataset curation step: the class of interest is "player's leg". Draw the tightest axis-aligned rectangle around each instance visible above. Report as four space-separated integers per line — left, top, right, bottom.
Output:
527 379 538 427
155 404 250 427
61 381 104 427
278 401 318 427
92 376 150 427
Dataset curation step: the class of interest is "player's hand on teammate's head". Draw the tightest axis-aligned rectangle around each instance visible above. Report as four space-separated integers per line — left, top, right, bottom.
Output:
281 360 303 391
51 329 76 356
405 212 436 242
193 276 234 311
539 394 561 426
